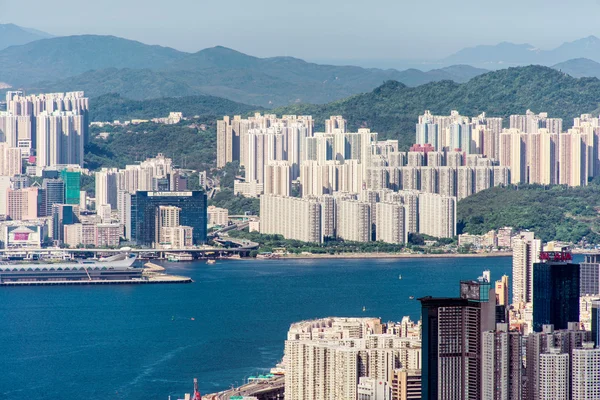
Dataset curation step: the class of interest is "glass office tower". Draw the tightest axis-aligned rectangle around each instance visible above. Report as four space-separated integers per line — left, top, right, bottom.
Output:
533 252 580 332
129 191 207 246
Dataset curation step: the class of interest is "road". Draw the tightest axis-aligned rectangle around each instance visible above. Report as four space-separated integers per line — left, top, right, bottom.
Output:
203 376 285 400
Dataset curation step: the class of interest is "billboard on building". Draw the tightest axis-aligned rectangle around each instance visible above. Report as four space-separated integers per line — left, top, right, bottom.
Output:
5 225 42 248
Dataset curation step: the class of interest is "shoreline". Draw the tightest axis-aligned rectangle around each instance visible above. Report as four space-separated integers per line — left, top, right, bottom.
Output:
258 251 512 260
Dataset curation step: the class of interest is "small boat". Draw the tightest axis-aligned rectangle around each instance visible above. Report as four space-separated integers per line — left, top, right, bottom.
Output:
398 274 402 280
362 306 366 312
190 317 195 321
206 259 216 265
409 296 415 300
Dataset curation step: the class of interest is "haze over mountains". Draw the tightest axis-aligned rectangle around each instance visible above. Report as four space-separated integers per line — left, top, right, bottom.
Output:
441 36 600 69
5 23 600 107
0 23 53 51
0 34 486 106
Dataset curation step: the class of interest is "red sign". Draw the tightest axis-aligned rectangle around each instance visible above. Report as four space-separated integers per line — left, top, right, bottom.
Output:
13 233 30 241
539 251 572 262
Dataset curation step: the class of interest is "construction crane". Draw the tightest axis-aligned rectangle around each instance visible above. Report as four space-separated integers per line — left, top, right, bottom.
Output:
192 378 201 400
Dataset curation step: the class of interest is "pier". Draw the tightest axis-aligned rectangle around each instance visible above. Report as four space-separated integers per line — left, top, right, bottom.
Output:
0 262 192 287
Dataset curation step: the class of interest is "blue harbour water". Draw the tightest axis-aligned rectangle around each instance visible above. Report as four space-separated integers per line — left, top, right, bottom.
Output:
0 256 510 399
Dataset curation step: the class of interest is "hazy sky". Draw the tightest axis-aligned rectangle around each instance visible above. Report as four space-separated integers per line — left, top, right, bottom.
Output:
2 0 600 63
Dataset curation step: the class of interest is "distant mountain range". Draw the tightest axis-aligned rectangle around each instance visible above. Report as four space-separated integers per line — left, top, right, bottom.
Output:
0 23 53 51
1 34 486 106
552 58 600 79
441 36 600 69
5 25 600 106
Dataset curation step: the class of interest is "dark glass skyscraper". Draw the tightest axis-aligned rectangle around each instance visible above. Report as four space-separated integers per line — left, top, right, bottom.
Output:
532 252 580 332
129 191 207 246
419 274 496 400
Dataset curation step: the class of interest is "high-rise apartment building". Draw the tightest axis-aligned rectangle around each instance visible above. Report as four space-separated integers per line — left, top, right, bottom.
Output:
375 202 406 244
95 168 120 209
0 142 21 177
337 200 371 242
6 188 39 221
512 233 541 306
481 323 522 400
532 252 580 331
263 161 291 197
417 193 455 238
391 369 421 400
260 195 322 243
571 344 600 400
36 111 85 167
538 347 570 400
495 275 509 306
524 323 591 400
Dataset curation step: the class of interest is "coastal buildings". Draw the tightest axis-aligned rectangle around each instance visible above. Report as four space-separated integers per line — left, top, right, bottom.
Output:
63 223 121 248
259 195 322 243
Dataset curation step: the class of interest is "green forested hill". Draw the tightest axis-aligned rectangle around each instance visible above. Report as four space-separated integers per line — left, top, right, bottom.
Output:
89 93 261 122
457 184 600 244
86 120 217 172
276 65 600 149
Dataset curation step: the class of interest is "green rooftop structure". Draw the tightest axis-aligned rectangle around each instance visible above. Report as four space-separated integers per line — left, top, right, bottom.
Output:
60 170 81 205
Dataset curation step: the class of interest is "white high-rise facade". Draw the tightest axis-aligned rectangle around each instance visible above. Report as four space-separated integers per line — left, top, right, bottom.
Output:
375 202 406 244
417 193 456 238
512 233 541 306
36 111 85 167
538 348 569 400
571 345 600 400
481 324 522 400
336 200 371 242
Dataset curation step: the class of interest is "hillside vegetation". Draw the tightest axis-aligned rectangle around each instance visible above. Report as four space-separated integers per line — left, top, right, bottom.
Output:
86 120 216 172
276 65 600 149
89 93 261 122
457 184 600 244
